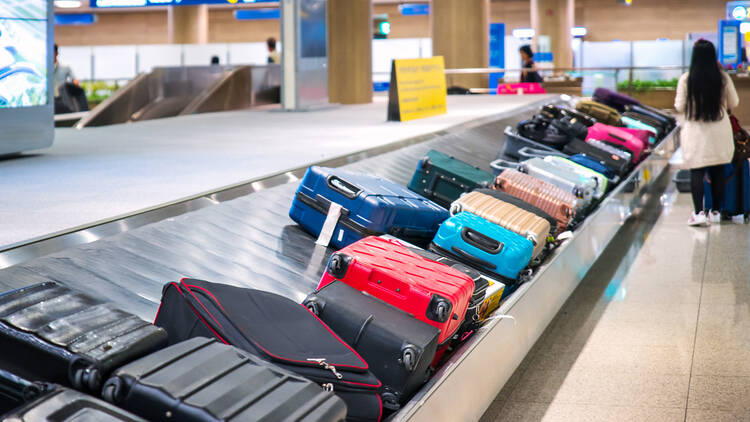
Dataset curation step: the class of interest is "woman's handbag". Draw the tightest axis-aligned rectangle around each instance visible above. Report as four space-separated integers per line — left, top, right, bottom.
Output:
730 113 750 161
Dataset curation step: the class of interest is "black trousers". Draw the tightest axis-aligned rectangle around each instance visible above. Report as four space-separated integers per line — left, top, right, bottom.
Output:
691 165 726 213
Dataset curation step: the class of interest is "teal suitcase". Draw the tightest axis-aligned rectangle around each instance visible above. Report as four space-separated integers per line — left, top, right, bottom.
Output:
408 150 495 208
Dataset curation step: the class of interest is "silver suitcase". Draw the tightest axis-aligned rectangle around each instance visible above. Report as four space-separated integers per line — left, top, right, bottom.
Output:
587 139 633 162
518 157 596 210
542 156 607 200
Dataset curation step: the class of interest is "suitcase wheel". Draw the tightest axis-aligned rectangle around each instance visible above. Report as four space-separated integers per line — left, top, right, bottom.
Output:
449 203 462 215
326 254 352 279
401 345 419 372
382 390 401 411
102 377 125 404
426 295 452 323
304 297 323 316
69 358 101 392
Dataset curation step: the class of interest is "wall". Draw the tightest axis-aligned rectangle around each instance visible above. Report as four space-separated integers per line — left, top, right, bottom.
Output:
55 10 168 45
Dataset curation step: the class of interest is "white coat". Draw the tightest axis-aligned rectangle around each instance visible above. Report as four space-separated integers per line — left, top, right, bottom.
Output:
674 71 739 169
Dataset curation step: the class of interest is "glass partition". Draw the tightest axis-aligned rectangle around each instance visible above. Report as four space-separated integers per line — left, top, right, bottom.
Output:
632 40 685 82
580 41 632 95
137 44 181 74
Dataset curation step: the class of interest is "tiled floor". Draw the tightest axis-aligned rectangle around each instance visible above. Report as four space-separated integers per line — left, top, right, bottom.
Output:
481 184 750 422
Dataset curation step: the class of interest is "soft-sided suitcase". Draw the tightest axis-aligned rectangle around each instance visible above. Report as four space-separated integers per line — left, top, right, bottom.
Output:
549 116 589 141
622 115 659 144
303 282 439 411
449 190 551 259
154 279 383 422
502 126 564 160
0 282 168 394
0 370 145 422
587 138 633 163
517 116 572 149
586 123 646 162
544 156 610 197
541 104 597 127
625 104 676 131
408 150 495 208
518 157 597 208
318 236 475 348
290 166 448 249
592 87 641 113
492 169 577 235
575 99 623 126
562 138 631 177
102 337 347 422
430 212 534 283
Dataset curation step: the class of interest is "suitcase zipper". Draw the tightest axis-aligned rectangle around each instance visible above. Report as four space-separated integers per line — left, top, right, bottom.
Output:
296 191 381 237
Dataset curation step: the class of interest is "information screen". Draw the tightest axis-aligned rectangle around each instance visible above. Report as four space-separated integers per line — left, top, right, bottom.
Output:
0 0 48 108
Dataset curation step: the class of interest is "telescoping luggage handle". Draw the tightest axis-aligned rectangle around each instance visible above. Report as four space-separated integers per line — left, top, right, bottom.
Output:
489 158 520 176
517 146 567 161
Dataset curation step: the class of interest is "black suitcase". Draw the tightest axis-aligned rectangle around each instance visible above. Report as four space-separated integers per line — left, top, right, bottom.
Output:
562 138 631 177
622 111 667 138
541 104 596 127
154 279 383 422
102 337 347 422
625 104 676 130
0 369 144 421
550 115 589 141
0 282 168 393
303 282 439 411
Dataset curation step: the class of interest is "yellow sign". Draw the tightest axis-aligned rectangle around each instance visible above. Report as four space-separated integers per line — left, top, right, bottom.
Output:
387 57 447 122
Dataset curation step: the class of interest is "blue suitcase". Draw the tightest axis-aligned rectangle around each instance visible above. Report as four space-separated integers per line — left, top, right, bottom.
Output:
430 212 534 282
704 160 750 219
568 154 617 181
290 166 449 249
622 116 658 145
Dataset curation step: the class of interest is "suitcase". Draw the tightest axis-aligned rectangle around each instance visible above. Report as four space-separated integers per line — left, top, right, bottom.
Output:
303 282 439 411
517 116 572 149
625 104 676 130
562 138 631 177
587 138 633 163
622 115 660 144
318 236 475 347
575 99 623 126
492 169 577 235
549 115 589 141
586 123 646 162
541 104 597 127
703 160 750 219
592 87 641 113
102 337 347 422
518 157 597 208
620 127 653 150
623 110 667 134
0 282 168 393
542 156 608 199
517 146 569 161
449 190 551 259
567 154 618 182
478 279 506 319
502 126 564 160
154 279 383 422
408 150 495 208
0 369 145 422
290 166 448 250
430 212 534 283
467 188 558 238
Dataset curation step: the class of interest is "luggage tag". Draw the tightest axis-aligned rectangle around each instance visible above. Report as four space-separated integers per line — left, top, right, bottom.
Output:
316 202 344 247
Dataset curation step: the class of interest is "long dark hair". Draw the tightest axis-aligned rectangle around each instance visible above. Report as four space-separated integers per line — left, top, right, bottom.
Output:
686 40 724 122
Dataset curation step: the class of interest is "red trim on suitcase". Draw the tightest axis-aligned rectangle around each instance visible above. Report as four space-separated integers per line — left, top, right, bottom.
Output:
183 284 224 330
169 282 230 345
184 284 227 313
377 393 383 422
301 304 370 370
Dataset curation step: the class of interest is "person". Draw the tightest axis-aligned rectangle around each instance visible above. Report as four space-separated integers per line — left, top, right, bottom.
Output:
519 45 542 83
674 39 739 226
210 55 220 65
267 37 280 64
53 44 76 98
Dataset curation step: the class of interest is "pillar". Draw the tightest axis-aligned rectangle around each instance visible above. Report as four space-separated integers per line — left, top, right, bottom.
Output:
432 0 489 89
531 0 574 71
327 0 372 104
168 5 209 44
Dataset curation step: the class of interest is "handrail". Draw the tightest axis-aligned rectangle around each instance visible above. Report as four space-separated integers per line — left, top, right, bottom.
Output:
444 65 688 74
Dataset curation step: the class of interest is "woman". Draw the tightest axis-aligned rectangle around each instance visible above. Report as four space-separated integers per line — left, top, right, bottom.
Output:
675 39 739 226
519 45 542 83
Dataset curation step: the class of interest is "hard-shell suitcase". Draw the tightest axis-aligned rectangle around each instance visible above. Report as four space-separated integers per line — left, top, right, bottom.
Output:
586 123 646 162
541 104 597 127
102 337 347 422
575 99 622 126
467 188 559 237
290 166 448 249
544 156 610 197
567 154 618 182
625 104 676 131
703 160 750 219
502 126 564 160
154 279 383 422
408 150 494 208
517 146 568 161
562 138 630 177
622 115 659 144
318 237 475 347
592 87 641 113
303 282 440 411
430 212 534 283
449 190 551 259
0 370 145 422
0 282 168 394
587 138 633 163
492 169 577 235
623 110 667 134
518 157 597 208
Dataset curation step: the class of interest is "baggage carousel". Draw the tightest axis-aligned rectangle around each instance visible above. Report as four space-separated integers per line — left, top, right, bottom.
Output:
0 96 678 421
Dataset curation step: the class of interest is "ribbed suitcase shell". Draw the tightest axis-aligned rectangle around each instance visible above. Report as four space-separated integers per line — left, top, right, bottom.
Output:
303 282 439 411
544 156 608 198
289 166 448 249
575 100 622 126
0 282 168 393
493 169 577 235
587 138 633 162
562 139 630 177
6 387 145 422
102 337 346 422
622 115 659 143
625 104 676 130
518 157 597 209
430 212 534 282
450 191 551 258
408 150 495 208
318 236 475 346
586 123 646 162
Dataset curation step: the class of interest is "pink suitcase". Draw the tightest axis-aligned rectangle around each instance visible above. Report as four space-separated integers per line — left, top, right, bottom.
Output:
586 122 647 163
496 83 546 95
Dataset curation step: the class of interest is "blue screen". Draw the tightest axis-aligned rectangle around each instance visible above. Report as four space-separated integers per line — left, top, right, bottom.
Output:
91 0 276 7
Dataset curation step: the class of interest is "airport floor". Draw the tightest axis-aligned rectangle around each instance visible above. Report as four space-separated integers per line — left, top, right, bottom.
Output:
480 181 750 422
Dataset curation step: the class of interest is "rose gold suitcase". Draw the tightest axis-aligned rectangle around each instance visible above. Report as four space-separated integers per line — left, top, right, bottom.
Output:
450 191 551 259
492 169 577 235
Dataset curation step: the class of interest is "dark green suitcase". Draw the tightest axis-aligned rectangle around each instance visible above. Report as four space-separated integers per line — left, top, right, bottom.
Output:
408 150 494 208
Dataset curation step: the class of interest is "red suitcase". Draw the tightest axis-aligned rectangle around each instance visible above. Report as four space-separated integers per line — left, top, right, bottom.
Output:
318 236 475 346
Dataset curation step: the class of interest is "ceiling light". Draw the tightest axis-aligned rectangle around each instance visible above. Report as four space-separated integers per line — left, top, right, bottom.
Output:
512 28 535 39
55 0 82 8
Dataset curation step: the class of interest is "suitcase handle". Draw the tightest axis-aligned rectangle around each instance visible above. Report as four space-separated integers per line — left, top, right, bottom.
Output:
450 246 498 270
460 228 503 254
326 176 361 199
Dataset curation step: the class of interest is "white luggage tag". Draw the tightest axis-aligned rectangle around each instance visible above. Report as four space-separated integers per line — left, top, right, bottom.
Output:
316 202 344 247
557 231 574 241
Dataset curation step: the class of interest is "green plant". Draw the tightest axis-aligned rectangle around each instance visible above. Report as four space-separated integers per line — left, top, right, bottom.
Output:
80 80 120 104
617 78 678 93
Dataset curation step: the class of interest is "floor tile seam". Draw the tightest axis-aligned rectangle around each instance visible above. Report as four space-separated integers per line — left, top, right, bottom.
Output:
684 229 710 421
504 401 689 410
